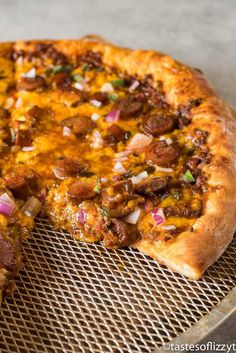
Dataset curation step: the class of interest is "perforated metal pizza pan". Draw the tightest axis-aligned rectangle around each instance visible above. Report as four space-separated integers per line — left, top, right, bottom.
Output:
0 217 235 353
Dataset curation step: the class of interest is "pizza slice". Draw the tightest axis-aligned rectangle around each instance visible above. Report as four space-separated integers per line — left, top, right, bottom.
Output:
0 36 235 303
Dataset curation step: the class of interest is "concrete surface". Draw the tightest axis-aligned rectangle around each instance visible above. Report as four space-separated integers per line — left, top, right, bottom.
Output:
0 0 235 348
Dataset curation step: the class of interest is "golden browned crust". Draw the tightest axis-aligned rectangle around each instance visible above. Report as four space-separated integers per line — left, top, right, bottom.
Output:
3 36 236 279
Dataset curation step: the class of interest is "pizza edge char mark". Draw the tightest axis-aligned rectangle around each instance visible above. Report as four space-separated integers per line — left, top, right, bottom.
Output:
0 36 235 301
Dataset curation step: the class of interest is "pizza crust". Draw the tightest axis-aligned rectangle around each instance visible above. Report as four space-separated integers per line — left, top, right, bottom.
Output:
3 36 236 280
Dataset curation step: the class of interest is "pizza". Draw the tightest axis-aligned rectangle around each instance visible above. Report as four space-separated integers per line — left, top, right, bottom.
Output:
0 36 236 302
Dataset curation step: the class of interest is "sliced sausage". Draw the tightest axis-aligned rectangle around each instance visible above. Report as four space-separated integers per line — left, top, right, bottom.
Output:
67 180 96 204
4 166 38 199
145 141 179 167
61 115 95 136
142 114 174 136
15 128 32 147
134 177 168 196
53 158 87 179
0 231 20 271
17 76 46 91
51 72 72 89
115 94 144 119
103 219 138 249
107 124 126 142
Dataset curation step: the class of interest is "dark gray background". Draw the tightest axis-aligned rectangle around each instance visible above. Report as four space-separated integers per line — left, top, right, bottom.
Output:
0 0 235 348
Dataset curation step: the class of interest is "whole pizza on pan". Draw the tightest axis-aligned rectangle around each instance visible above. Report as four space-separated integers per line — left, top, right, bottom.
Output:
0 35 236 301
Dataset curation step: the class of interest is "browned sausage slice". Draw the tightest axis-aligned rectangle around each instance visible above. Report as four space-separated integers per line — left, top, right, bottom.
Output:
107 124 126 142
103 219 138 249
134 177 168 195
51 72 71 89
142 114 174 136
4 166 38 199
145 141 179 167
67 180 96 204
17 76 46 91
115 94 144 119
61 115 95 136
53 158 87 179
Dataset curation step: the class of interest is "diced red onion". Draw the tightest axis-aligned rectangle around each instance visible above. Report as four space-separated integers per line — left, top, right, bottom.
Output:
129 80 139 92
101 82 114 93
0 193 15 217
101 178 108 184
4 97 15 109
76 209 86 225
162 225 176 231
106 109 120 122
38 188 47 202
63 126 72 136
155 166 174 173
115 150 131 159
124 208 141 224
126 133 153 152
91 113 100 121
21 196 42 218
160 136 172 145
113 161 127 174
22 146 35 152
151 208 165 225
21 67 36 78
53 167 65 180
131 171 148 185
74 82 83 90
90 99 102 107
16 97 23 108
91 130 104 149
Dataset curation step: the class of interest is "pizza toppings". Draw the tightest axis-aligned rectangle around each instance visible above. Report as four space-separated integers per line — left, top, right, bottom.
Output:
61 115 95 136
17 75 46 91
106 124 126 142
103 219 138 249
145 141 179 167
0 192 15 217
53 158 88 179
114 94 145 119
0 41 211 262
4 166 38 199
142 114 175 136
67 180 97 204
21 196 42 218
134 177 168 196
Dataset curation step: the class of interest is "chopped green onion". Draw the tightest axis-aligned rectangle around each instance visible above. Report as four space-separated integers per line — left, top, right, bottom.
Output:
98 206 109 221
51 65 72 74
183 169 195 183
110 79 124 88
73 74 84 82
108 94 118 102
171 188 181 200
82 63 90 72
145 166 156 175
